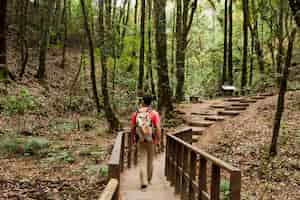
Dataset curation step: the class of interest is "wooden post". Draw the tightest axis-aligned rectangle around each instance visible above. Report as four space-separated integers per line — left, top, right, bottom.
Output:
189 151 197 200
175 142 182 194
230 170 241 200
108 164 120 200
121 134 125 172
165 136 170 179
127 133 132 168
181 146 189 199
199 157 207 200
210 164 220 200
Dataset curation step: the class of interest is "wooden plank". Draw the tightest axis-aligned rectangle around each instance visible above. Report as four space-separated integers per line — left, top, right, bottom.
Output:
204 116 225 122
210 164 220 200
108 132 124 166
120 134 125 172
189 151 197 200
187 120 214 127
175 142 181 193
98 179 119 200
225 106 247 111
127 133 132 168
198 157 207 199
230 170 241 200
218 111 240 116
181 146 189 199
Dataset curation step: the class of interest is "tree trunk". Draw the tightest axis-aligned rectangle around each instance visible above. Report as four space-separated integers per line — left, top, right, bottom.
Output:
60 0 68 69
249 33 254 86
175 0 198 102
228 0 233 85
270 28 297 157
36 0 55 81
222 0 228 85
276 0 285 76
137 0 146 95
99 0 121 131
147 0 156 98
18 0 29 79
241 0 248 94
0 0 7 79
80 0 101 113
153 0 173 115
288 0 300 27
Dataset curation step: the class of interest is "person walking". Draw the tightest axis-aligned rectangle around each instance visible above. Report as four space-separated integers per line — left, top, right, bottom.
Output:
130 95 161 190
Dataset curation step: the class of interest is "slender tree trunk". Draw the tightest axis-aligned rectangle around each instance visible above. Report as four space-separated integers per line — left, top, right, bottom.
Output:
228 0 233 85
270 28 297 157
153 0 173 115
241 0 248 94
289 0 300 27
36 0 55 81
80 0 101 113
147 0 156 98
137 0 146 95
175 0 198 102
60 0 68 68
222 0 228 85
276 0 285 76
249 33 254 86
19 0 29 79
99 0 121 131
0 0 8 79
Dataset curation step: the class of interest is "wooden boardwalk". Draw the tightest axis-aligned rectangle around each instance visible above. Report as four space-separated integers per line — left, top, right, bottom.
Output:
120 153 180 200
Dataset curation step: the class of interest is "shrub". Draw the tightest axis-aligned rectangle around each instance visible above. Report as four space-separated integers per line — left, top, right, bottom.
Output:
220 179 230 200
2 88 37 115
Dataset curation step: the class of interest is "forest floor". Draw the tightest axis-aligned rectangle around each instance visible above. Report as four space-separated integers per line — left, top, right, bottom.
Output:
0 39 130 199
193 92 300 200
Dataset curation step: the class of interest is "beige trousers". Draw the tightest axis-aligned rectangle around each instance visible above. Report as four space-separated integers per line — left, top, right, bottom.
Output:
138 141 154 186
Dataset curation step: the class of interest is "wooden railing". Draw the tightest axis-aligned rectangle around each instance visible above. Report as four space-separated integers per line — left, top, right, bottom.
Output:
165 128 241 200
100 130 165 200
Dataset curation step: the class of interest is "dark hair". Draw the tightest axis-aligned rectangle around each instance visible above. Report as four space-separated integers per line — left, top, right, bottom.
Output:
142 95 152 106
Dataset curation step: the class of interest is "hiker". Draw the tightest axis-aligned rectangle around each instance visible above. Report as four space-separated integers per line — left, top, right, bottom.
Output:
130 95 161 190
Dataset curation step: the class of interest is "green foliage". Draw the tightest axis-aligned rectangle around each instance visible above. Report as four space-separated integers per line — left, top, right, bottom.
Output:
1 88 37 115
0 136 49 156
83 164 108 176
46 151 75 164
220 179 230 200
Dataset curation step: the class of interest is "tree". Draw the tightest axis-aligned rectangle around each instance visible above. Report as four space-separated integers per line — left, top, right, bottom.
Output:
228 0 233 85
98 0 121 131
0 0 14 81
222 0 228 85
80 0 101 113
153 0 173 115
175 0 198 102
36 0 55 81
270 28 297 157
241 0 248 94
137 0 146 95
289 0 300 27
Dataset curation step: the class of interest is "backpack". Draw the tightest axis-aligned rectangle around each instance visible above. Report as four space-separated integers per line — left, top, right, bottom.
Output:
135 109 154 142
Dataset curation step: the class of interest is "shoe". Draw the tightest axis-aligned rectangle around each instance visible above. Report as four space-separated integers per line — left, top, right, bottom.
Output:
141 185 147 191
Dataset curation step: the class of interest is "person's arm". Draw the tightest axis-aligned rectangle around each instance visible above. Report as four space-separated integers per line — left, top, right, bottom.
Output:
130 112 137 143
152 111 161 142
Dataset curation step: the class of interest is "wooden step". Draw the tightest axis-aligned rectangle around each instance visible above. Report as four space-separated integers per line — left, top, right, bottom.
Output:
250 96 266 100
204 116 225 121
225 97 245 102
174 110 186 115
259 93 274 97
187 120 214 127
191 112 216 116
240 99 257 103
192 135 201 143
231 103 250 107
218 110 240 116
225 106 247 111
210 104 227 109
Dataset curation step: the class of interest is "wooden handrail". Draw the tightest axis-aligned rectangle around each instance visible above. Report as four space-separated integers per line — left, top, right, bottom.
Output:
165 129 241 200
98 179 119 200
